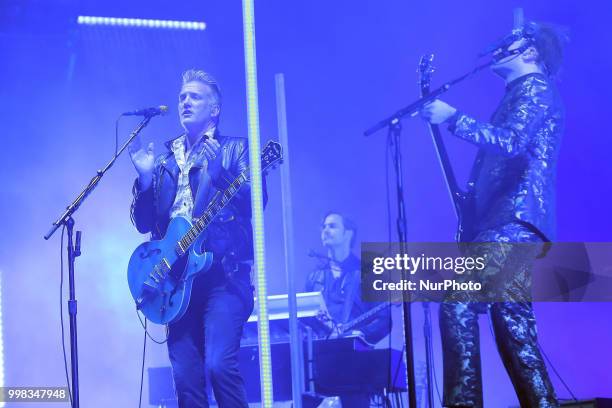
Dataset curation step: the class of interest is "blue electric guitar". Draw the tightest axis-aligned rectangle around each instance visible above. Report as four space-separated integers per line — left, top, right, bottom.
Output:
127 140 283 324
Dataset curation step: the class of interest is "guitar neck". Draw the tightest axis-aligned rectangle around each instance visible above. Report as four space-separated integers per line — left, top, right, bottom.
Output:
177 169 249 252
342 302 389 333
427 123 463 218
419 55 465 220
169 139 282 257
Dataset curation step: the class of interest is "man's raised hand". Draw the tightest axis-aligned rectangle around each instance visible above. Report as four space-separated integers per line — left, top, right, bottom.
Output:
128 136 155 189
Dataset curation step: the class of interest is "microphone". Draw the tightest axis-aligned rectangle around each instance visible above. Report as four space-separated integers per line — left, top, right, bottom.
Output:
513 7 524 30
122 105 169 117
478 8 528 59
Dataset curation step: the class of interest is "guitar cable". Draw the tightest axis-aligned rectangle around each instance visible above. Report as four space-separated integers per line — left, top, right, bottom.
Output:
138 318 147 408
136 310 168 344
539 340 578 402
115 116 120 158
485 308 578 402
423 305 443 406
135 312 168 408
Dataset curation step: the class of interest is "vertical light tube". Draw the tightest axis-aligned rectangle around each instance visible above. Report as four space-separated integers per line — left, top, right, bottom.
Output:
0 271 5 408
275 73 304 407
241 1 274 406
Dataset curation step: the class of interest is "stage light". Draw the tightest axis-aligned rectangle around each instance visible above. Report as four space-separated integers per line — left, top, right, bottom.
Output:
242 0 274 406
76 16 207 31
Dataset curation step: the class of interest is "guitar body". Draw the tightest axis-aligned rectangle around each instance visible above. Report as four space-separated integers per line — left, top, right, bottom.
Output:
127 216 213 324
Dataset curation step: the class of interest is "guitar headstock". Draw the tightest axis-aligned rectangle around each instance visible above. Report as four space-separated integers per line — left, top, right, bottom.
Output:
418 54 435 95
261 140 283 174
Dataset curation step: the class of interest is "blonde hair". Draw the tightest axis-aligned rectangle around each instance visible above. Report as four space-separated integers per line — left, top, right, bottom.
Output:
181 69 222 107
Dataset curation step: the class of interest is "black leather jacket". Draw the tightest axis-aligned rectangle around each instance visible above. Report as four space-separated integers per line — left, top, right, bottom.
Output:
131 132 265 265
449 73 564 241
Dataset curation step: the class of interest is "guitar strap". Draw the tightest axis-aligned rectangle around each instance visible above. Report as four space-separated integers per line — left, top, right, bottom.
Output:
191 168 215 219
340 269 360 324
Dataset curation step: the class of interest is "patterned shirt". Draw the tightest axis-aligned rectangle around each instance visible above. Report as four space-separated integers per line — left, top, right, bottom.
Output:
170 128 216 221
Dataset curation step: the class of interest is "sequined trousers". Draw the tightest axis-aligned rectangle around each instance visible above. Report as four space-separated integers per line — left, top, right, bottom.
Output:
439 223 558 407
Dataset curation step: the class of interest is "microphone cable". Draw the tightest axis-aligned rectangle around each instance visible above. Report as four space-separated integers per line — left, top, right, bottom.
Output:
59 225 73 406
485 308 578 403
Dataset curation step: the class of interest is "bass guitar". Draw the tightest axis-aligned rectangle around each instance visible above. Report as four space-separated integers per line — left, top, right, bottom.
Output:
127 140 283 324
418 55 473 242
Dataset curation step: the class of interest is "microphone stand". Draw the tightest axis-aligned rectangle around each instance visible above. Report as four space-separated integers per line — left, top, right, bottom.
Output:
44 115 155 408
364 60 491 137
363 60 492 408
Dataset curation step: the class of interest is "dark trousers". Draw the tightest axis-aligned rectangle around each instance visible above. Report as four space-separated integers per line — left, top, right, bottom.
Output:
167 267 253 408
440 224 558 408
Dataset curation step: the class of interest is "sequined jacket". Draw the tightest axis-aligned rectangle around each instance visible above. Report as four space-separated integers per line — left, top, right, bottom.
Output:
131 132 265 265
449 73 564 241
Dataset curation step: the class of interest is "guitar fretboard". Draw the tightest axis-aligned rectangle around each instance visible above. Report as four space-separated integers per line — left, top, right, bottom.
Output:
176 171 248 254
342 302 390 333
171 140 281 257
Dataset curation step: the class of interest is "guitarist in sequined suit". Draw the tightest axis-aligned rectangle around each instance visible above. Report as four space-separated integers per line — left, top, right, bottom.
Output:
419 22 568 407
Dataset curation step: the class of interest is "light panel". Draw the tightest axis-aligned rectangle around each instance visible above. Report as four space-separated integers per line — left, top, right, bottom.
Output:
76 16 206 30
242 0 274 406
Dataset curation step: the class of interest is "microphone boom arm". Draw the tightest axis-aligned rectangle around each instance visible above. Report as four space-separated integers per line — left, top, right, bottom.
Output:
364 60 492 137
44 115 152 239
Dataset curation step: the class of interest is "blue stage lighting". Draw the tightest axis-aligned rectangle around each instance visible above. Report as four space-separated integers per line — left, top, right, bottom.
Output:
0 272 4 408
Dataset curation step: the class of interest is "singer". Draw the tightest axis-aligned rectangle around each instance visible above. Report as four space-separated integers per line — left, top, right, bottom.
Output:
128 70 263 407
420 22 568 407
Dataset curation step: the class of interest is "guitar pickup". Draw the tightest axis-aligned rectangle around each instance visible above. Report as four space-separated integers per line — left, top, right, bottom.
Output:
160 258 171 273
